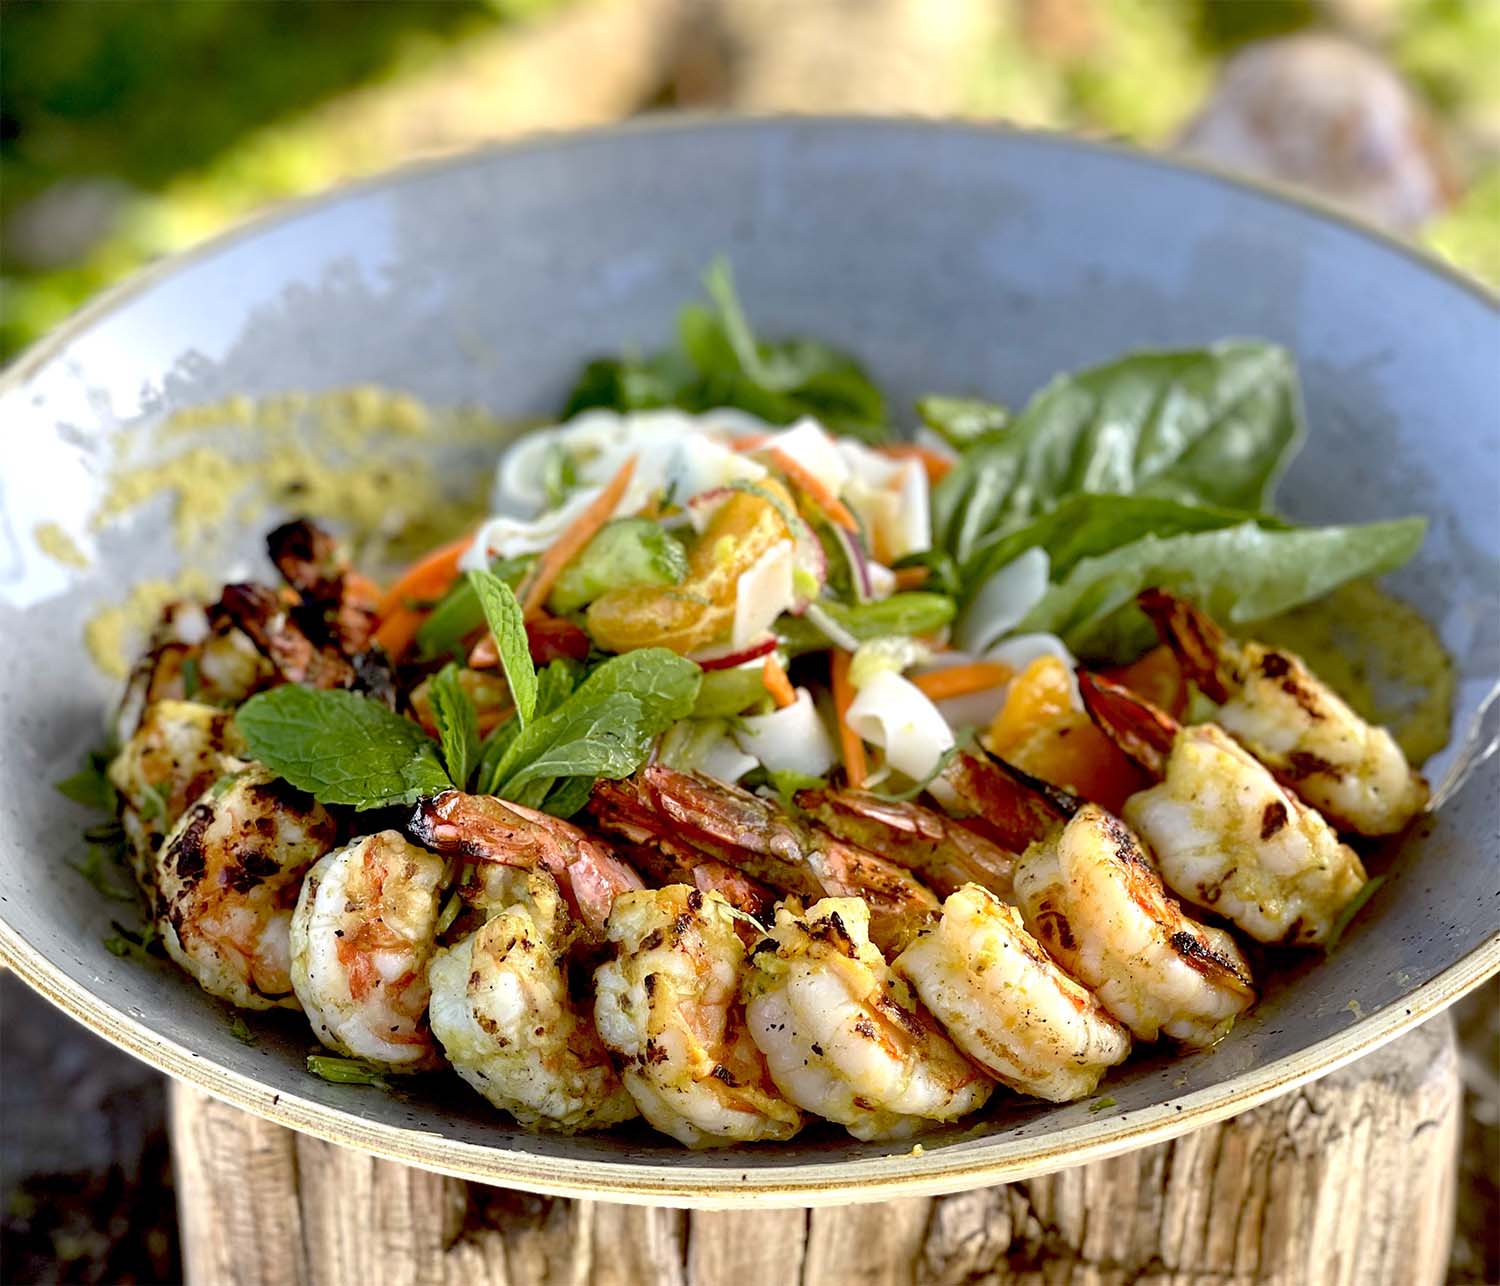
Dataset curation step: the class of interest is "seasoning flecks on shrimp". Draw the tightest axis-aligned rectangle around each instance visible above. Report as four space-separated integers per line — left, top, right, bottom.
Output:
290 830 447 1069
593 885 803 1147
946 751 1255 1046
155 763 339 1009
893 884 1132 1102
409 789 644 937
1139 588 1427 836
743 897 994 1139
427 869 639 1132
1079 670 1368 947
108 699 245 904
795 787 1017 901
623 765 941 954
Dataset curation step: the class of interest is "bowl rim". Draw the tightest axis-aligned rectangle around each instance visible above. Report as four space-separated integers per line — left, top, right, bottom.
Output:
1 114 1497 1206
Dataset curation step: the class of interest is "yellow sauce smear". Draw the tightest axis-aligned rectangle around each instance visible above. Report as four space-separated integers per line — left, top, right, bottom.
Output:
32 521 90 570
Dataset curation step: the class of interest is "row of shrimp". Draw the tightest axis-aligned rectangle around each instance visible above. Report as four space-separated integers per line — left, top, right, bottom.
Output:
104 582 1427 1146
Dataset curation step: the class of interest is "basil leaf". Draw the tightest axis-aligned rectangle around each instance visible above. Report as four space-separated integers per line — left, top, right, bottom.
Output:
236 686 451 809
959 494 1283 606
917 395 1011 449
1018 517 1427 662
429 663 481 790
934 342 1304 564
469 569 537 727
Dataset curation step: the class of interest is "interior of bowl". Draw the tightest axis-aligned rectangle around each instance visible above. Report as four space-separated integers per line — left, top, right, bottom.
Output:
1 118 1496 1202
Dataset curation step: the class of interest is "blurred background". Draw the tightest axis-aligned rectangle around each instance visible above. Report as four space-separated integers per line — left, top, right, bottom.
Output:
1 0 1496 1281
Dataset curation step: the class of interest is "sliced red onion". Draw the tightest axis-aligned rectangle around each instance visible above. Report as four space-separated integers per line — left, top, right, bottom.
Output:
831 523 874 603
690 633 778 671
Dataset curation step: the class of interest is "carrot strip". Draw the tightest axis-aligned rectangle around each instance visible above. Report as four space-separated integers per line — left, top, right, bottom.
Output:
911 661 1013 703
521 456 637 618
374 533 475 622
830 649 867 789
762 654 798 709
373 609 425 658
763 447 858 532
730 433 771 452
892 565 930 590
877 443 954 484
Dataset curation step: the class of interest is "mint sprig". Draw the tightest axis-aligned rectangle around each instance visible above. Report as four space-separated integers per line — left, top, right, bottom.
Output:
469 569 536 727
429 663 481 790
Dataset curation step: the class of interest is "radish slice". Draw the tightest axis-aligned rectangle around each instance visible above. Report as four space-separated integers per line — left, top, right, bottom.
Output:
687 486 735 534
691 633 778 671
733 688 837 778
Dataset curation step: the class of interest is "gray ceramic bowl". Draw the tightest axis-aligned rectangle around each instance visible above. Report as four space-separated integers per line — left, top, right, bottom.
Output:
1 118 1496 1207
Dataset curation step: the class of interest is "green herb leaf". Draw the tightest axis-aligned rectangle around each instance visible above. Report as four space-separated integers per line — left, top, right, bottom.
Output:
56 747 118 813
181 655 201 700
693 665 771 717
469 570 537 727
499 692 653 792
1088 1096 1117 1114
429 663 481 790
138 782 168 823
1323 876 1388 954
1017 517 1427 662
236 686 451 809
415 555 532 662
934 343 1305 564
536 658 584 716
539 775 597 819
765 769 829 814
306 1054 389 1089
71 844 136 903
777 593 957 657
917 395 1011 449
229 1015 258 1045
103 919 159 963
571 648 702 729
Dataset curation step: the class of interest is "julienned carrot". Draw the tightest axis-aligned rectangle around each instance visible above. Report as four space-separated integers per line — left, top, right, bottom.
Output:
892 565 930 590
374 534 475 621
521 456 637 617
729 433 771 452
911 661 1013 703
763 448 858 532
373 610 426 659
762 654 798 709
830 649 867 789
877 443 954 484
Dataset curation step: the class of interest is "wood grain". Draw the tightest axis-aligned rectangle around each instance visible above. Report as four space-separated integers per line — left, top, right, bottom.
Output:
171 1014 1459 1286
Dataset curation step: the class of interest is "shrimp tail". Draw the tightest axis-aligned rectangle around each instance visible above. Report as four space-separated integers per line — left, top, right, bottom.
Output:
941 749 1077 849
1076 669 1179 779
1137 588 1234 703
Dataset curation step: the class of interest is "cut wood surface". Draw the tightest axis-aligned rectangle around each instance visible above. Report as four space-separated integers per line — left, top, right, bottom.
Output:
171 1014 1459 1286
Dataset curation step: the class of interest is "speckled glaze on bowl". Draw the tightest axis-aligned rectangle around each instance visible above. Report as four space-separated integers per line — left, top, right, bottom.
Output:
1 118 1496 1208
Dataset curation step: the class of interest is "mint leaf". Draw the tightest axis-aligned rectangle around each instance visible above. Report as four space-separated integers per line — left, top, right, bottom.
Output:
917 395 1011 449
415 555 532 662
236 686 450 809
469 569 536 727
430 663 481 790
571 648 701 733
541 776 599 818
536 658 583 716
306 1054 389 1088
496 692 652 793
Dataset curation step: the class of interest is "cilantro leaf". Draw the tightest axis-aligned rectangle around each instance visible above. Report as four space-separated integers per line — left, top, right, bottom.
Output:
429 663 481 790
56 746 118 813
235 686 451 809
306 1054 389 1088
469 569 537 727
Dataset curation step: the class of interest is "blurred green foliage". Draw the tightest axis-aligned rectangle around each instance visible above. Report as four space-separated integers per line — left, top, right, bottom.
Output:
1 0 1495 363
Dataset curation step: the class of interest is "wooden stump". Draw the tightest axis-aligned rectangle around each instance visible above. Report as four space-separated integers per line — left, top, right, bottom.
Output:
170 1014 1460 1286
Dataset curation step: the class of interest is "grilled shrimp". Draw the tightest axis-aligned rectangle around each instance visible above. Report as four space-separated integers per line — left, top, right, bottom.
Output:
1080 671 1368 946
290 831 447 1068
108 699 244 903
600 765 940 954
428 869 638 1132
114 601 271 745
893 885 1131 1102
1139 588 1427 835
796 788 1016 900
155 764 338 1009
410 790 644 937
744 897 993 1138
593 885 802 1147
947 752 1255 1046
